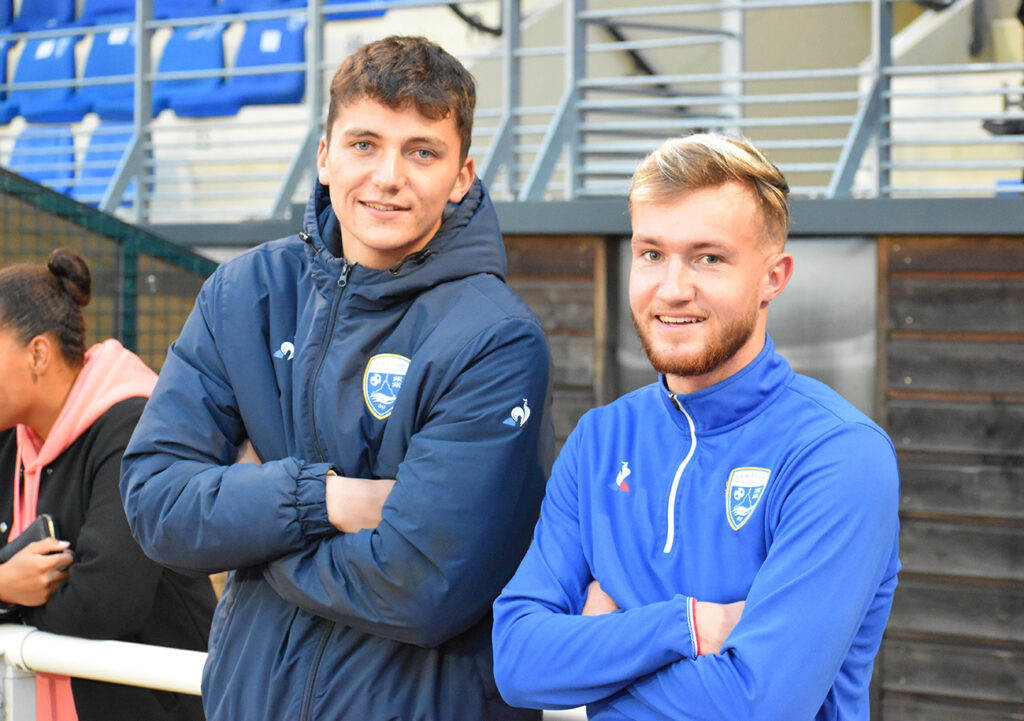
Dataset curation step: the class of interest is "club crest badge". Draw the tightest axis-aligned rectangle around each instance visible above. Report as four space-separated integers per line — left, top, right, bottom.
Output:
363 354 410 420
726 467 770 531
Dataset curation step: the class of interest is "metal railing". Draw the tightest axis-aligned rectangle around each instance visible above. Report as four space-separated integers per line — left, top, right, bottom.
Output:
0 624 203 720
0 0 1020 225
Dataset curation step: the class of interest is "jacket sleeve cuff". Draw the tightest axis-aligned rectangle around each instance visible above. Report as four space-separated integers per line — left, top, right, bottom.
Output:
295 462 334 540
684 595 700 658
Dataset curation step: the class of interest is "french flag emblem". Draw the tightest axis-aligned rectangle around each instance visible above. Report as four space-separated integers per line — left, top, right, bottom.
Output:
614 462 631 492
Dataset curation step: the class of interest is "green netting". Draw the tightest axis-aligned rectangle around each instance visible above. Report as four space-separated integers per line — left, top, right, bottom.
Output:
0 168 218 371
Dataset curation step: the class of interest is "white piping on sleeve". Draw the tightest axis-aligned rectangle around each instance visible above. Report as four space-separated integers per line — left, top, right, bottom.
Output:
663 400 697 554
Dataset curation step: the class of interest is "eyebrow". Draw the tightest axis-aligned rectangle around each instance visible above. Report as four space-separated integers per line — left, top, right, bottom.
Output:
341 127 449 149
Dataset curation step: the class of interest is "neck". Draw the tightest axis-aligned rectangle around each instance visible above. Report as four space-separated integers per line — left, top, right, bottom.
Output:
26 363 80 443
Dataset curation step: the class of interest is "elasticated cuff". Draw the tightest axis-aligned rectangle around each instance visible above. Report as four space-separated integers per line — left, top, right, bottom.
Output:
294 461 334 540
685 595 700 658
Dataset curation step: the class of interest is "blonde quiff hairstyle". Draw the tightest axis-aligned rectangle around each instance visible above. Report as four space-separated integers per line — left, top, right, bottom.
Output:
629 133 791 246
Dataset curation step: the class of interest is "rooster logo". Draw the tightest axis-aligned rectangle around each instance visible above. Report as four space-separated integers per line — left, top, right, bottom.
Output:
503 399 531 428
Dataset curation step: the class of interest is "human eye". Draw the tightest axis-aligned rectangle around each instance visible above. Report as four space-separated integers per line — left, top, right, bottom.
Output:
351 140 372 152
412 148 437 161
640 249 662 262
701 254 723 265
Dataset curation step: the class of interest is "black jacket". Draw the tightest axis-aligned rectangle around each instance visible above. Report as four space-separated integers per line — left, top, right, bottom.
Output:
0 397 216 721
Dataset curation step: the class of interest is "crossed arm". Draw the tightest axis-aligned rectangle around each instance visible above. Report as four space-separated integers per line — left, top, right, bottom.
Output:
492 424 901 720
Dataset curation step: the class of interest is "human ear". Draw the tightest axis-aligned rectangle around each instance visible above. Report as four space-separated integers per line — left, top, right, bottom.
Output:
762 252 794 305
448 157 475 203
27 335 54 377
316 136 330 186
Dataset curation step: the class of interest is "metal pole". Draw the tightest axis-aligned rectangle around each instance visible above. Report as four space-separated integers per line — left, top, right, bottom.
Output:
566 0 585 198
871 0 892 196
131 0 153 223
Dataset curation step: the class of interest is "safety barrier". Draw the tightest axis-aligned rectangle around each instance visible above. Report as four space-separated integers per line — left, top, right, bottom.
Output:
0 624 203 720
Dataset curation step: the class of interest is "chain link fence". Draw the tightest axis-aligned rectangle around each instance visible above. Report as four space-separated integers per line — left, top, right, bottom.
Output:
0 167 216 370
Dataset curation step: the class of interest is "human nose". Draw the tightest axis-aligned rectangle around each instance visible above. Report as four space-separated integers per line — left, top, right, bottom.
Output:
655 258 696 302
371 148 405 189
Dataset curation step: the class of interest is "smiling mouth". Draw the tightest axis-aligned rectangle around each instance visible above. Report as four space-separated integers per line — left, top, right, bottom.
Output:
657 315 703 325
361 201 406 212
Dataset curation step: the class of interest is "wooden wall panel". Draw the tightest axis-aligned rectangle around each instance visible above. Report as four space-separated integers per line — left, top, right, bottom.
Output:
878 235 1024 718
504 235 605 447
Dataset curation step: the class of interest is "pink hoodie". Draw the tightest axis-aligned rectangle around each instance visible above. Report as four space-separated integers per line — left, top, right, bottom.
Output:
9 339 157 721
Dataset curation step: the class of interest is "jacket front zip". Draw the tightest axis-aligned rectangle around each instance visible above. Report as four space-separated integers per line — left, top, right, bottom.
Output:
298 622 334 721
307 259 351 464
664 393 697 554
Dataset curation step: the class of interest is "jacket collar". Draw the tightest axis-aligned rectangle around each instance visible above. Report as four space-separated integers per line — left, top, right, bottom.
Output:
658 334 794 436
299 176 506 309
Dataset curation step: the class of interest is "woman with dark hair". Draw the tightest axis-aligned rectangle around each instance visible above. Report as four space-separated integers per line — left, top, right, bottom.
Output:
0 249 215 721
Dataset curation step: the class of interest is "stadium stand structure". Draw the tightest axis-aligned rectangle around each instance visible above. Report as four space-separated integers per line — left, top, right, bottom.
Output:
71 122 136 207
10 0 75 31
151 22 228 117
6 124 75 194
76 26 137 121
171 15 307 117
0 35 88 124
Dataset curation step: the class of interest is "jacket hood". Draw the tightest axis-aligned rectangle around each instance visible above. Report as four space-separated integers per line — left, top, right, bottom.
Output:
300 176 507 308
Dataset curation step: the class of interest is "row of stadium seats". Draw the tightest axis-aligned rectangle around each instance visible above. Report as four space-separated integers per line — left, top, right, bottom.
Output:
0 16 307 124
4 122 136 206
1 0 383 31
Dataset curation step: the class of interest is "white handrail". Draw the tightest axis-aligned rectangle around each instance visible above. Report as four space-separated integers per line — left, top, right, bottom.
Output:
0 624 204 695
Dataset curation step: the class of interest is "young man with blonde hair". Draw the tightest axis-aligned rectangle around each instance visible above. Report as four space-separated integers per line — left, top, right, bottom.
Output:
493 133 900 720
122 36 552 721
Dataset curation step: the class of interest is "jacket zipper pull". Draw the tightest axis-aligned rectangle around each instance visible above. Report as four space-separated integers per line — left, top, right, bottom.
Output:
338 260 350 289
669 393 684 413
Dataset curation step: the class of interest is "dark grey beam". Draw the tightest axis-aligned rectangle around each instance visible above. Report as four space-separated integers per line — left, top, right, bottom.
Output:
149 197 1024 248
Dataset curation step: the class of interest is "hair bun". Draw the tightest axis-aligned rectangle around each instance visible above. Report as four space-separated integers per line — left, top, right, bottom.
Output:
47 248 92 307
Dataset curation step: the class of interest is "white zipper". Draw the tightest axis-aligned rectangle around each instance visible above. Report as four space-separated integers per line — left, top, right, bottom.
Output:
664 395 697 554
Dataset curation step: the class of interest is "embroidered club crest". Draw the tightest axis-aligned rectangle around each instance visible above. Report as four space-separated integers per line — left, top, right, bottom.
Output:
363 354 410 420
726 467 770 531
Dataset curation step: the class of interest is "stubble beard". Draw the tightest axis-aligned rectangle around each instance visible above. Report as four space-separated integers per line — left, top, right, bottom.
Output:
631 305 759 380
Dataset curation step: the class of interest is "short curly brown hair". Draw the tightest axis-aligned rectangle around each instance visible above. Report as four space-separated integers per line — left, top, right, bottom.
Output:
325 36 476 162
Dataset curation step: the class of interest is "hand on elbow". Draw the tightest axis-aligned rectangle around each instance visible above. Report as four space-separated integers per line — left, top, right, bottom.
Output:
325 473 396 534
695 599 745 656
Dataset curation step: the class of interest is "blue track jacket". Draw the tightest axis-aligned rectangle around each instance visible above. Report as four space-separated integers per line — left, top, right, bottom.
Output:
493 336 899 720
121 178 553 721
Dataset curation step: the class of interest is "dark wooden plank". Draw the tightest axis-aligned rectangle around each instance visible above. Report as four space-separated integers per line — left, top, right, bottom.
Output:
547 334 594 390
504 235 597 278
899 518 1024 581
887 339 1024 395
885 399 1024 457
881 639 1024 704
898 459 1024 520
552 388 596 445
882 694 1024 721
887 578 1024 642
509 279 595 334
887 236 1024 273
887 278 1024 334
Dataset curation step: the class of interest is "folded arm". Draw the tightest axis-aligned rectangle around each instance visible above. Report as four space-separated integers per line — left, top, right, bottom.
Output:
263 321 552 648
120 283 335 575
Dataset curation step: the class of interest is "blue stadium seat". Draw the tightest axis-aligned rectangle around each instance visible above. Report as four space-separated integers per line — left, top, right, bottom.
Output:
0 36 89 124
10 0 76 31
71 122 136 207
172 16 305 117
0 0 12 30
0 41 9 110
268 0 386 21
153 0 219 19
76 0 133 25
77 27 137 120
220 0 289 11
6 125 76 195
151 22 228 116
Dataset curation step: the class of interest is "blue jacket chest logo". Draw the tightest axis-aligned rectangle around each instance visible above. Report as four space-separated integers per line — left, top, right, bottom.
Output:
363 354 411 420
726 467 770 530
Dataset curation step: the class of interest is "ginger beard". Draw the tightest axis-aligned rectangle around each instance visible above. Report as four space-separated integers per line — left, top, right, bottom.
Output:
630 300 759 382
